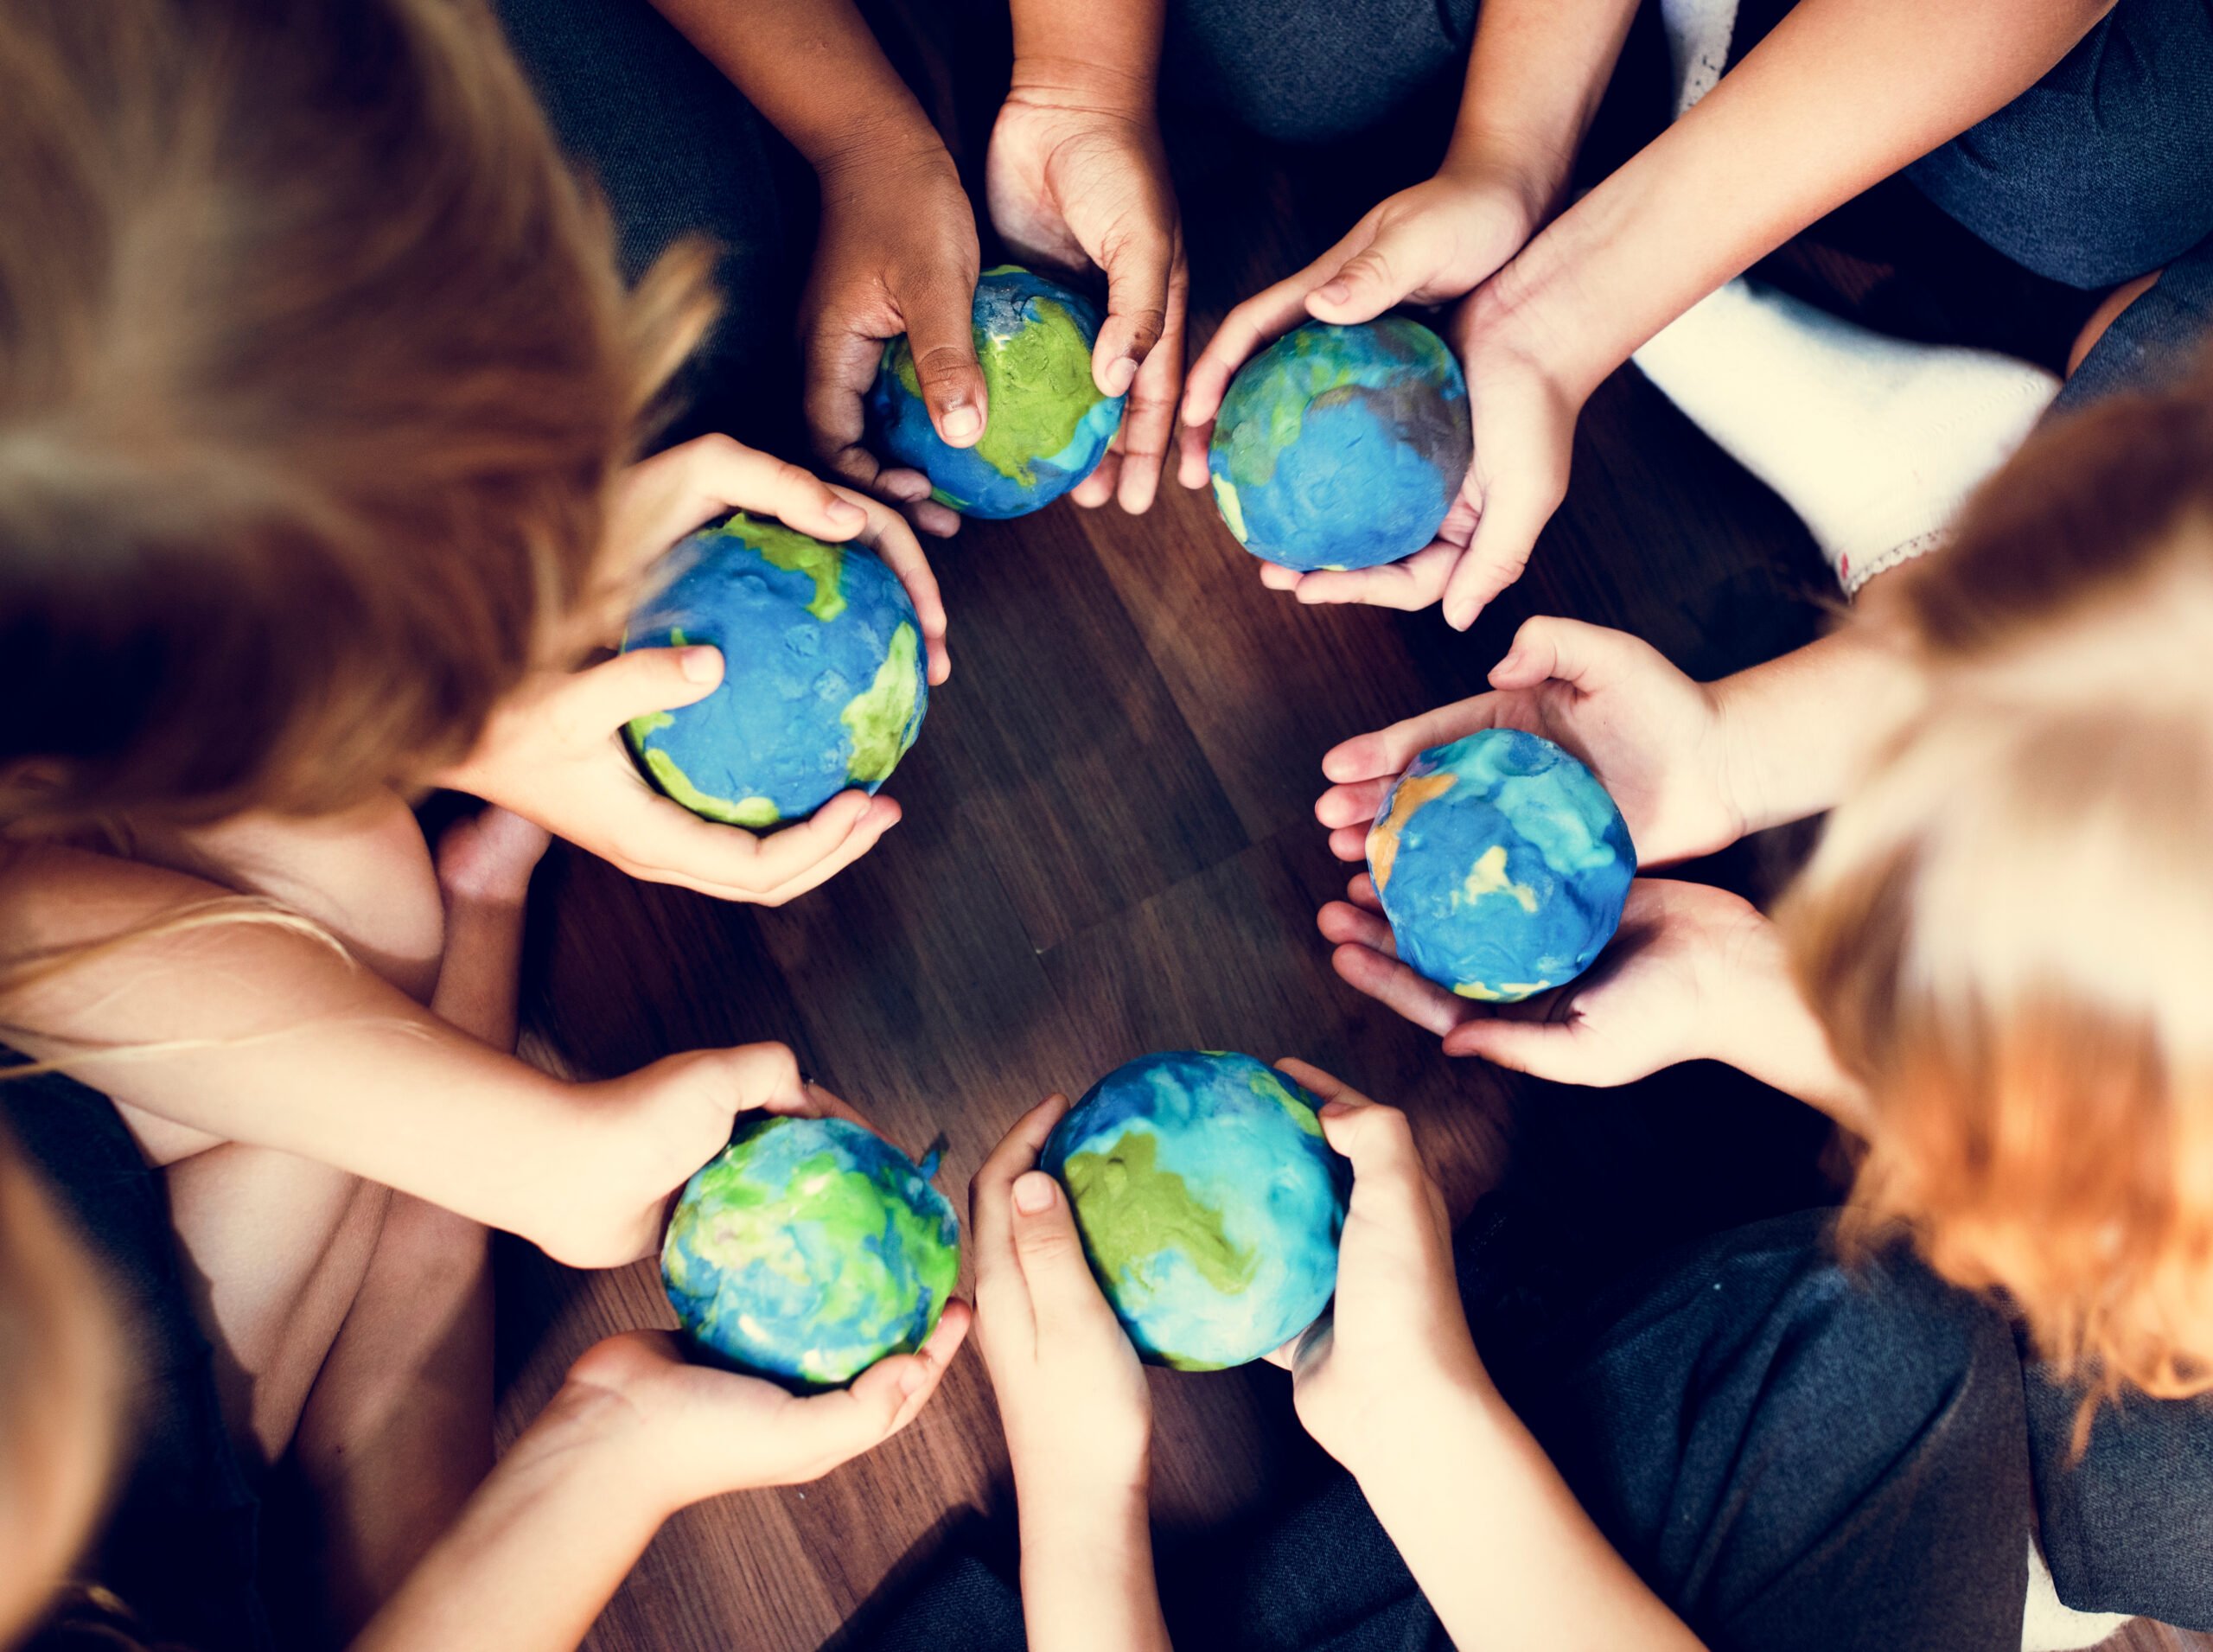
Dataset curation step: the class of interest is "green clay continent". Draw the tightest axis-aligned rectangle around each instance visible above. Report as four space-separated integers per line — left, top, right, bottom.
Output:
1062 1129 1257 1299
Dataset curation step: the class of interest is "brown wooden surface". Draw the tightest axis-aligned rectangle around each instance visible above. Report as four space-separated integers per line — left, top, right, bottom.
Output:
491 33 2210 1652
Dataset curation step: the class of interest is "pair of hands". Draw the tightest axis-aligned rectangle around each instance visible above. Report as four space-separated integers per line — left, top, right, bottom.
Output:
1179 165 1586 631
807 72 1187 534
1314 615 1786 1089
437 435 947 907
972 1063 1491 1504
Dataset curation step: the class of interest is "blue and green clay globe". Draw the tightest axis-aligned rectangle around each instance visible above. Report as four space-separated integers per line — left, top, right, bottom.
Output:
1366 729 1635 1004
1042 1050 1349 1371
622 513 927 828
1208 316 1472 572
661 1115 960 1388
868 265 1125 519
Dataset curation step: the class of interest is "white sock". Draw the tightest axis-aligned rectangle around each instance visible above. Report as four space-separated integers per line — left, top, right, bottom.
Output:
1631 279 2059 593
1661 0 1738 115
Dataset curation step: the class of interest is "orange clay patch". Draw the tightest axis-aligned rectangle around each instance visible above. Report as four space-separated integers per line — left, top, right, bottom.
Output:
1367 771 1457 894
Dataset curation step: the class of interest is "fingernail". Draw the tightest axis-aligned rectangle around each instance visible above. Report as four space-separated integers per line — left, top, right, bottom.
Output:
886 473 930 501
1105 355 1138 397
1013 1171 1057 1215
1315 279 1350 306
826 498 865 526
942 405 981 443
679 646 722 682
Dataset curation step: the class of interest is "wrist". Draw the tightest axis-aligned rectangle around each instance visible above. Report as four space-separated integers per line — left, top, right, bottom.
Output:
1006 54 1157 119
1017 1471 1151 1559
1347 1365 1508 1500
1435 131 1559 239
503 1381 678 1534
805 104 955 193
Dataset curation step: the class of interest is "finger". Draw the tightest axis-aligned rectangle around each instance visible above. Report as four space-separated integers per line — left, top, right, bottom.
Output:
568 647 725 734
1313 1094 1424 1188
1488 615 1651 694
1272 1056 1368 1109
1069 441 1121 509
1007 1169 1116 1344
1092 223 1174 399
1304 218 1432 326
1176 408 1214 492
1316 898 1394 955
1444 1015 1600 1084
786 1298 973 1472
899 272 988 449
606 784 882 899
1111 249 1188 513
1345 871 1383 913
772 1075 871 1129
676 435 874 547
838 486 949 684
1328 940 1473 1040
1320 694 1503 788
1315 775 1397 832
1258 560 1302 591
717 1042 806 1115
971 1095 1072 1302
1442 478 1558 632
1291 540 1458 611
723 798 902 908
806 316 898 496
1181 258 1339 428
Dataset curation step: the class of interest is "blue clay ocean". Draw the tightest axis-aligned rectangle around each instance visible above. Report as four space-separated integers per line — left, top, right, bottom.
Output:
1366 728 1636 1003
1043 1050 1349 1371
662 1116 960 1389
1208 316 1473 571
622 513 928 827
869 265 1125 518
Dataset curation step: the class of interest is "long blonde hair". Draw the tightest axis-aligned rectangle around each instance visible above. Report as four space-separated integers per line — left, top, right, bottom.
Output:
1786 368 2213 1406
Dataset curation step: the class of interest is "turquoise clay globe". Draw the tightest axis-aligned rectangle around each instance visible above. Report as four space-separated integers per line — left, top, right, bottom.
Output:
1042 1051 1349 1371
1366 729 1636 1004
622 513 927 827
868 265 1125 518
1208 316 1472 571
662 1115 960 1389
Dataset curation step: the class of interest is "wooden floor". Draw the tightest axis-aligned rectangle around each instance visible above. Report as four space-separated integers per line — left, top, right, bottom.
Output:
491 29 2204 1652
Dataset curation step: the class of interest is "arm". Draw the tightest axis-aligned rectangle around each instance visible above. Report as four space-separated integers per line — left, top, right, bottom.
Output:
0 844 787 1266
353 1318 968 1652
972 1097 1172 1652
1271 1063 1703 1650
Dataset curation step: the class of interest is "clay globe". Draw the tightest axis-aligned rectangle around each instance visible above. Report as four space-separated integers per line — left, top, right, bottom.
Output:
1366 728 1635 1004
1041 1050 1349 1371
661 1115 960 1388
1208 316 1472 572
868 265 1125 518
622 512 927 827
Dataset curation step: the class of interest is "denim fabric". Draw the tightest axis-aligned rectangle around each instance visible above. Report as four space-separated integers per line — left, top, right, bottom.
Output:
2056 230 2213 411
3 1068 276 1652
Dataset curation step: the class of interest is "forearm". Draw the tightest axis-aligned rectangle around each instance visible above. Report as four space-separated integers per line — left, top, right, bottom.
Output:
1486 0 2112 389
1712 621 1926 834
1010 0 1164 111
351 1402 664 1652
647 0 940 176
1447 0 1639 216
0 846 591 1241
1016 1482 1171 1652
1357 1375 1704 1651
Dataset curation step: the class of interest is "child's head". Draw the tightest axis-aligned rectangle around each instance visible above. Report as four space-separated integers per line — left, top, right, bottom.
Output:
1786 368 2213 1400
0 0 710 833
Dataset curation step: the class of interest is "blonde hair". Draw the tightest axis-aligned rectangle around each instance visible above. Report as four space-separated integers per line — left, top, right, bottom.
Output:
0 0 714 835
1786 369 2213 1407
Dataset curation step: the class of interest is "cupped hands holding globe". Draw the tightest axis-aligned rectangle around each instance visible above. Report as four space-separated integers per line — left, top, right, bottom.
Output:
1180 160 1591 630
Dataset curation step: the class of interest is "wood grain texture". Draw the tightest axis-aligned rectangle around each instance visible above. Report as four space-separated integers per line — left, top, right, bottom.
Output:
491 22 2211 1652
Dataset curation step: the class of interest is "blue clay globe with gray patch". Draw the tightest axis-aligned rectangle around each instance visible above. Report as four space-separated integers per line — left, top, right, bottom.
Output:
622 513 927 828
1366 729 1635 1004
868 265 1125 519
1208 316 1472 572
662 1115 960 1389
1042 1050 1349 1371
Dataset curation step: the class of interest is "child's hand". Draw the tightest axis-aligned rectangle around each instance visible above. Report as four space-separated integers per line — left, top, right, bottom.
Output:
1319 877 1778 1085
801 142 984 539
438 438 945 905
1316 617 1745 871
1264 1062 1488 1481
539 1309 971 1515
985 81 1187 516
971 1095 1152 1504
530 1043 857 1269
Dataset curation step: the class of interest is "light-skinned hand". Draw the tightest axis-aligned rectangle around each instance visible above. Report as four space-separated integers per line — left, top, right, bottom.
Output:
800 143 984 539
1264 1061 1487 1481
970 1094 1152 1503
439 437 946 905
986 73 1189 516
1317 875 1775 1085
1314 616 1745 871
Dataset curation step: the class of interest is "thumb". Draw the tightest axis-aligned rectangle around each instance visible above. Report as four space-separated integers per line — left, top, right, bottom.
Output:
900 272 989 449
1093 224 1174 399
577 645 724 732
1489 616 1647 692
1444 1015 1604 1085
1317 1099 1427 1196
1442 475 1554 631
1009 1171 1109 1338
1307 220 1434 325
